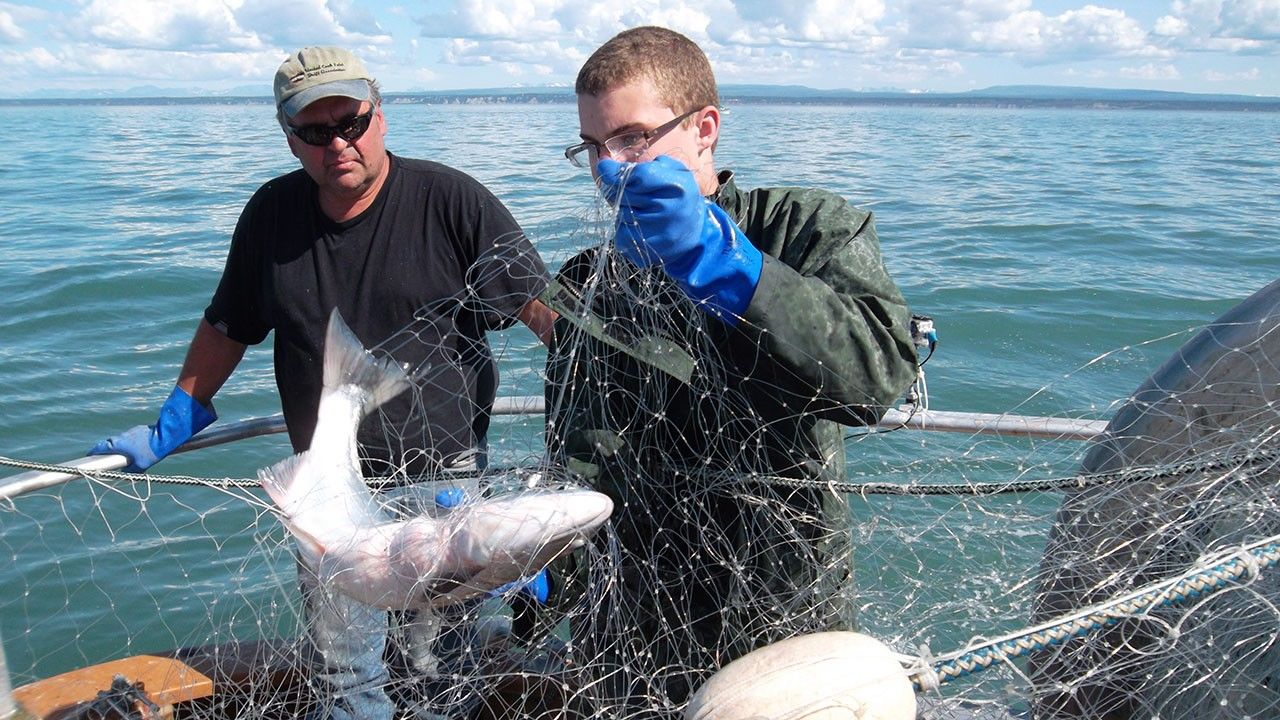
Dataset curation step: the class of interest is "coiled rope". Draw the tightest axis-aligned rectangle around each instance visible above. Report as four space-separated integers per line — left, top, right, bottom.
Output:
906 533 1280 691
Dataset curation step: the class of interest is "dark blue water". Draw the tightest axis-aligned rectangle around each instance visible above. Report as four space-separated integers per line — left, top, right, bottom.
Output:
1 102 1278 685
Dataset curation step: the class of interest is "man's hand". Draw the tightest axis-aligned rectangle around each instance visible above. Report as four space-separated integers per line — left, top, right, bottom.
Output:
89 386 217 472
597 156 763 324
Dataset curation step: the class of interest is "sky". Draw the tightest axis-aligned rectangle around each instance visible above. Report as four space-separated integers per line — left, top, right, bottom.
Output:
0 0 1276 98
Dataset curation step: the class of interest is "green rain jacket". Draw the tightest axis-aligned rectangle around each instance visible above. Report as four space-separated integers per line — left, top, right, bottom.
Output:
542 170 918 712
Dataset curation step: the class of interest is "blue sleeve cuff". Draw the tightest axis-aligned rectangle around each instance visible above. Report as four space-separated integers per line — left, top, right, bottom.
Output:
154 385 217 456
689 203 763 324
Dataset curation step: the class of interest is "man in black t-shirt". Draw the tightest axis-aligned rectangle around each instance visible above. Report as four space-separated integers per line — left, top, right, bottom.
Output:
90 46 555 720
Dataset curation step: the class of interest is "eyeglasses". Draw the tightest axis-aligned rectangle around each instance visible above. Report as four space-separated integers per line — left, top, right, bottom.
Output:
564 108 700 168
287 108 375 147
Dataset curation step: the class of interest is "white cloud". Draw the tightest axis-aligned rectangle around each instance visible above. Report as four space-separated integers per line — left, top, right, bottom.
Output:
328 0 386 38
1 43 284 85
1047 5 1161 57
418 0 569 40
3 0 1272 96
0 1 47 44
1204 65 1262 80
406 0 905 94
1062 66 1109 79
43 0 396 88
973 10 1050 52
1153 15 1190 38
234 0 392 48
442 37 583 76
412 0 1223 87
410 66 438 85
702 40 959 88
720 0 887 44
703 44 806 82
443 0 728 46
418 0 886 52
0 46 58 72
633 5 719 40
445 37 576 66
1156 0 1280 50
899 0 1029 49
903 1 1164 60
0 9 22 42
1119 62 1181 79
74 0 261 51
1217 0 1280 40
417 0 734 82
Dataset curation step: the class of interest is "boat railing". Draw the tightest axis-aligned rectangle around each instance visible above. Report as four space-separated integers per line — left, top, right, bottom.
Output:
0 396 1106 504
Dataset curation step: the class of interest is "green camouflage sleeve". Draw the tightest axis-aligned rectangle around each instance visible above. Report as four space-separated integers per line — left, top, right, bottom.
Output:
733 186 918 425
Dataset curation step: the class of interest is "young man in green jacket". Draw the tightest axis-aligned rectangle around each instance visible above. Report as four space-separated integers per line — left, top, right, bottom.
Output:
544 25 919 717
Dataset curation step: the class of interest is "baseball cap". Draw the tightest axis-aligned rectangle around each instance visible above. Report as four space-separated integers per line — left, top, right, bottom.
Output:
274 46 373 118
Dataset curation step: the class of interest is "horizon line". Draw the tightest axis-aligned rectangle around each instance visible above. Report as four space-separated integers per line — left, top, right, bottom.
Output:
2 82 1278 103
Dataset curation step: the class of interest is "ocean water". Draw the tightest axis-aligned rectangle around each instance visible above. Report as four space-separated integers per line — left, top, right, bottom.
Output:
1 101 1278 685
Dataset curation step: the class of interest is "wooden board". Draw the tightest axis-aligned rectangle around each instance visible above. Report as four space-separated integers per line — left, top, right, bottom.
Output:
13 654 213 719
11 639 305 720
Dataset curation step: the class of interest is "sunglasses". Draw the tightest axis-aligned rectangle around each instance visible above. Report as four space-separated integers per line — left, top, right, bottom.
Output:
287 109 375 147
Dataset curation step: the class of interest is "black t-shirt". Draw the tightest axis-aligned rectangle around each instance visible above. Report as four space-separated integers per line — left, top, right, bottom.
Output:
206 154 548 475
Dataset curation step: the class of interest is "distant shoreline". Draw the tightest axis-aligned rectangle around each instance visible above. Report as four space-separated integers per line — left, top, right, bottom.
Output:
3 88 1278 112
724 95 1280 111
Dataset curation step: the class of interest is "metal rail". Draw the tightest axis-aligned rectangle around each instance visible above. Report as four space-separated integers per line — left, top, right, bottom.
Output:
878 407 1107 441
0 398 1106 503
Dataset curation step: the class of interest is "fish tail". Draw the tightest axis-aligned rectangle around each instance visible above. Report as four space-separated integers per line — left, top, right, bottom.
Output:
323 309 413 415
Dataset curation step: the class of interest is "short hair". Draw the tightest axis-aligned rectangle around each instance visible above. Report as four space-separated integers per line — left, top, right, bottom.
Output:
276 79 382 132
575 26 718 116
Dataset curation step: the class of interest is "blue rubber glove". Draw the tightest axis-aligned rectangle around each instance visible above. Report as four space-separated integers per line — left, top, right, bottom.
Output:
88 386 217 472
597 155 764 324
434 487 551 604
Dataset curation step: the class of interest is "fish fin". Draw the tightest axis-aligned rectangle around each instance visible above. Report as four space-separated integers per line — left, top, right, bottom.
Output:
282 516 327 561
323 309 413 415
257 452 310 510
258 456 328 558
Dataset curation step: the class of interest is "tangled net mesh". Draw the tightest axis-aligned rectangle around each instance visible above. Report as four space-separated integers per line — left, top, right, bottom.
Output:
2 223 1278 720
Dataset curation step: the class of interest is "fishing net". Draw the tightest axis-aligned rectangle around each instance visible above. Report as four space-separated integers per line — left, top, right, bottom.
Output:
2 205 1279 720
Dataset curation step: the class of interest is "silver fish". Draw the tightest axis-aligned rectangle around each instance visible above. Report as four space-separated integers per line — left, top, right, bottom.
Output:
259 309 613 609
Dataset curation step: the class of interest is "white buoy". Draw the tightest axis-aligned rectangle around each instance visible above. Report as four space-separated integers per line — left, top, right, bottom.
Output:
684 631 917 720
